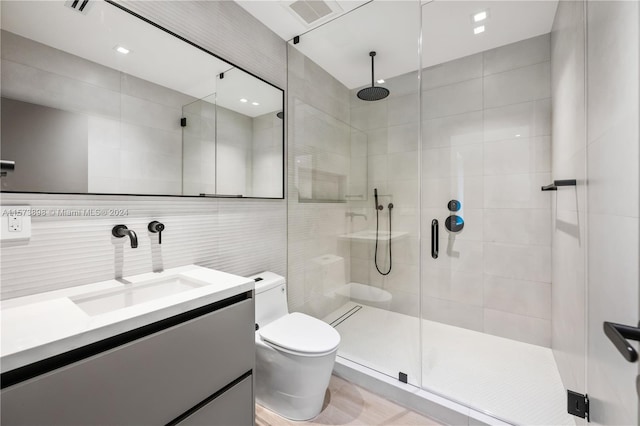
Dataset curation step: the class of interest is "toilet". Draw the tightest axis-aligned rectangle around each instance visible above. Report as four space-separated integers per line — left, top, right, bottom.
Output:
249 272 341 421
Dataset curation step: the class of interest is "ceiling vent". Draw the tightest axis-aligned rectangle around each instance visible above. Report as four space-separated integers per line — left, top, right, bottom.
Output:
64 0 94 15
283 0 343 27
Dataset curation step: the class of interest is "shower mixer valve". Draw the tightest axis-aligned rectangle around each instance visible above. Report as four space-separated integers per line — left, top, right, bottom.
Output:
446 199 464 233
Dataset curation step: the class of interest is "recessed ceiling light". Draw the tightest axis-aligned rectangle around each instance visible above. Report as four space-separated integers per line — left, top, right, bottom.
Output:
473 25 485 35
377 79 385 84
252 102 260 106
515 134 521 137
114 45 130 55
240 98 248 103
473 11 487 23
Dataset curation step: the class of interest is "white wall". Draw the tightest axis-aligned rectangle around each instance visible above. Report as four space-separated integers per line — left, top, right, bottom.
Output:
252 112 284 198
585 1 639 424
0 0 287 299
182 97 217 196
216 106 253 196
420 34 553 347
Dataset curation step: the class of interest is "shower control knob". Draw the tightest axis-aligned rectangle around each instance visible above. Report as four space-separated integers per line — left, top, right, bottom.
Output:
445 215 464 233
447 200 461 212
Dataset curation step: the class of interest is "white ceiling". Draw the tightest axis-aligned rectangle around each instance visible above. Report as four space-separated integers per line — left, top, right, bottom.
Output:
237 0 559 89
1 1 281 117
235 0 370 41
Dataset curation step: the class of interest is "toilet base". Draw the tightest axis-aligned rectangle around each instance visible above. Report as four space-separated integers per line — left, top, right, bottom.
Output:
255 338 337 421
257 390 326 421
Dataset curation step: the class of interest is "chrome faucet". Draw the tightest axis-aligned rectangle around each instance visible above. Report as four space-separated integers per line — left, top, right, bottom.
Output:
112 225 138 248
346 212 367 221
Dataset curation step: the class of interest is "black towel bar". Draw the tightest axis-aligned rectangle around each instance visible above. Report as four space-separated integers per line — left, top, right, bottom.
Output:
541 179 577 191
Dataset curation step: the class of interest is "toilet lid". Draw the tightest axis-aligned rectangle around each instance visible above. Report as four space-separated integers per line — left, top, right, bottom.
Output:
259 312 341 355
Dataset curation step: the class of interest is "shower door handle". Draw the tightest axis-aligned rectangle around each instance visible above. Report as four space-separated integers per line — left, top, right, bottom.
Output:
431 219 438 259
604 321 640 362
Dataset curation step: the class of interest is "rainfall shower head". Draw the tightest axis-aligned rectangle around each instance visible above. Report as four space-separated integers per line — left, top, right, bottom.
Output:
357 51 389 101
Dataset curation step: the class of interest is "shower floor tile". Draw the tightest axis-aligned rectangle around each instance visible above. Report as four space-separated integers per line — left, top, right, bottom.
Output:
324 302 575 426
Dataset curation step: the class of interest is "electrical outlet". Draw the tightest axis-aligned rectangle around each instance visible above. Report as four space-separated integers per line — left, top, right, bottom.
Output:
8 216 22 232
1 206 31 241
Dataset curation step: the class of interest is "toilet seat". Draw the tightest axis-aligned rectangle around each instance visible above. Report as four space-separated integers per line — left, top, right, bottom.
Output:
259 312 340 357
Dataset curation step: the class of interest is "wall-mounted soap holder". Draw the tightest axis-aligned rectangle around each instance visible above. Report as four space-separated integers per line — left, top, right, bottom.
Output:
541 179 577 191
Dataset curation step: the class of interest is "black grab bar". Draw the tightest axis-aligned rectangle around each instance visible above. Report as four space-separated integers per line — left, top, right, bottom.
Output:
604 321 640 363
541 179 577 191
431 219 438 259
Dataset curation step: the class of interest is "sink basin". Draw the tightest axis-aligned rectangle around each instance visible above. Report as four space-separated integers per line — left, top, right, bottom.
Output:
72 275 207 316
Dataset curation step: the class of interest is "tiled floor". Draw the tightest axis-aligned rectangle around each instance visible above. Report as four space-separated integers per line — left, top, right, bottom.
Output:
255 375 442 426
325 302 575 425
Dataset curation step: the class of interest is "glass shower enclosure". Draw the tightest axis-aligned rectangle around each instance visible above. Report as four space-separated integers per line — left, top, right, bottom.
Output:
287 0 423 388
287 0 640 424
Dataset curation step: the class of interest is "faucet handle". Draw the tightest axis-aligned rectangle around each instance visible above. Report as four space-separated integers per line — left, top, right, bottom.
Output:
148 221 165 244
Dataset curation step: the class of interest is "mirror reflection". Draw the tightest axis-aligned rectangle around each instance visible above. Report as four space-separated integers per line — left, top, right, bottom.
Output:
182 68 283 198
0 0 284 198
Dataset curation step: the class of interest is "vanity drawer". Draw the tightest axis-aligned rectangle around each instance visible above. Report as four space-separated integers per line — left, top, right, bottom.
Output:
1 297 255 425
175 375 254 426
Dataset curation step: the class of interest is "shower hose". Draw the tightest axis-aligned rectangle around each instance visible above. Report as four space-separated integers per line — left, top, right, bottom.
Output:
374 203 393 275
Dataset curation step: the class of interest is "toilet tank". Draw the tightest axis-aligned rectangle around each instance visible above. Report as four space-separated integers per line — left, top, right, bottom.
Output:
248 272 288 328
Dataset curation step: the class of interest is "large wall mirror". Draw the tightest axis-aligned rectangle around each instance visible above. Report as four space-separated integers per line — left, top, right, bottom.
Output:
0 0 284 198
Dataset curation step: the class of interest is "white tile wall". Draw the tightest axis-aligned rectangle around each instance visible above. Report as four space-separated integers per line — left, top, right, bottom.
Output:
422 78 483 120
422 111 483 149
483 99 551 142
483 309 551 347
484 34 551 76
422 53 483 91
421 34 553 347
0 194 286 299
423 297 484 332
483 62 551 109
484 275 551 319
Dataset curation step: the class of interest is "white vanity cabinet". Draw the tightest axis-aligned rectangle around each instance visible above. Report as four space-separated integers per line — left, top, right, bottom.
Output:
1 292 255 426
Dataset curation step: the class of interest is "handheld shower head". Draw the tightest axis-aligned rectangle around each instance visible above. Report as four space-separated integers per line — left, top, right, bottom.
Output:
374 188 383 210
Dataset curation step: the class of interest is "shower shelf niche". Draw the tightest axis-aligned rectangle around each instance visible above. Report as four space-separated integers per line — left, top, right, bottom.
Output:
297 167 347 203
339 230 408 242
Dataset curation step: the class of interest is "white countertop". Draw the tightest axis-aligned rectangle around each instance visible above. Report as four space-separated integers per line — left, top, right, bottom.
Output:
1 265 254 373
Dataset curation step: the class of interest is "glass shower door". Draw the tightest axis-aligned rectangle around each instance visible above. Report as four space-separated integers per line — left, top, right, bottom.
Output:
286 0 423 387
420 1 584 424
